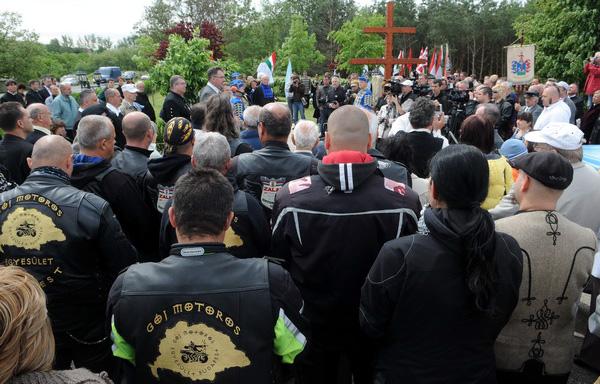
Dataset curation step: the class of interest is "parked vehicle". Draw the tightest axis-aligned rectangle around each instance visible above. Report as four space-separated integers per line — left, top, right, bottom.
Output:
123 71 136 80
60 74 79 85
97 66 122 83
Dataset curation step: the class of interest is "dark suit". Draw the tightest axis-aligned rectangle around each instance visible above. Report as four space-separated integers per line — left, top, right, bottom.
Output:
159 91 190 121
570 95 585 120
26 90 45 106
135 92 156 122
0 92 26 107
26 128 49 145
0 134 33 184
39 86 51 101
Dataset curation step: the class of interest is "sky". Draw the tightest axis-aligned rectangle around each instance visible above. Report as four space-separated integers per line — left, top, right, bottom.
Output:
5 0 376 44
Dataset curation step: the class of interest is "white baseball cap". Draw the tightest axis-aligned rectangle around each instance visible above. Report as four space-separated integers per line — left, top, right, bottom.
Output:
400 80 413 87
524 122 584 150
122 84 138 94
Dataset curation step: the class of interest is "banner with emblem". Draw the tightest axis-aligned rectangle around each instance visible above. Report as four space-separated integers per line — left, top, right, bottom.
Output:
506 44 535 85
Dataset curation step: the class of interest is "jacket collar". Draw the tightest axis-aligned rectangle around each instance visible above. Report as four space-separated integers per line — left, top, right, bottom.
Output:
318 156 377 192
27 167 71 185
170 242 227 257
263 141 290 150
125 145 152 157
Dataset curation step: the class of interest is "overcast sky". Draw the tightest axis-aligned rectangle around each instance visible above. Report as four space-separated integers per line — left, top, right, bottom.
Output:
6 0 376 44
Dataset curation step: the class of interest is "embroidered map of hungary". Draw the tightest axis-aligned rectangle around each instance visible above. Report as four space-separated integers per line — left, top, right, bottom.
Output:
149 321 250 381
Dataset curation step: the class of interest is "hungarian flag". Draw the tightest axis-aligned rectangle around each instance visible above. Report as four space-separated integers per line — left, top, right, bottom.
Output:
416 47 428 74
436 45 444 79
256 52 276 84
393 50 403 76
429 47 437 77
444 43 451 77
408 48 413 72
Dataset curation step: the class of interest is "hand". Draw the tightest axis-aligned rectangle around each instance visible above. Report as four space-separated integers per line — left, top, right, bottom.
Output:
514 103 521 112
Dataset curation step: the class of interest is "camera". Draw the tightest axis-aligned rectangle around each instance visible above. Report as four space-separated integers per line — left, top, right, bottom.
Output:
413 84 431 97
448 89 469 104
384 80 402 96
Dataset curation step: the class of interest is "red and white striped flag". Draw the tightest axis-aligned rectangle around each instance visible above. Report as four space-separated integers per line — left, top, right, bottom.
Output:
429 47 437 77
436 45 444 79
416 47 428 74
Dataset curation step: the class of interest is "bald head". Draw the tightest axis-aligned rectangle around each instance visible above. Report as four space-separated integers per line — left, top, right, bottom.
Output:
28 135 73 175
326 105 370 153
122 111 153 146
258 103 291 143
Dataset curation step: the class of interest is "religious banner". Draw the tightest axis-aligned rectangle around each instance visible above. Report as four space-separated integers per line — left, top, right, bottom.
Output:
506 44 535 85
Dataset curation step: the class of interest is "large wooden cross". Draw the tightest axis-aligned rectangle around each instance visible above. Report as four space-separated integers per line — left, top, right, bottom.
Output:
350 2 426 79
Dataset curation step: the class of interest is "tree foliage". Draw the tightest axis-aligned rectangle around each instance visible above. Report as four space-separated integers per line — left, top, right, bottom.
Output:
155 21 224 60
279 15 325 74
515 0 600 83
149 34 214 103
329 13 385 73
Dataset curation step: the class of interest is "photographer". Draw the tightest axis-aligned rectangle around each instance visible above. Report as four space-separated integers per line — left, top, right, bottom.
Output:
289 74 306 124
346 80 359 105
377 81 402 138
412 74 432 97
584 52 600 108
446 81 474 137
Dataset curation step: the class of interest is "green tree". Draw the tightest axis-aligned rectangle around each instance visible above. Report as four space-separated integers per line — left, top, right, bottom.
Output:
0 12 46 81
279 15 325 74
328 13 385 73
149 34 213 102
135 0 174 42
132 36 159 71
515 0 600 82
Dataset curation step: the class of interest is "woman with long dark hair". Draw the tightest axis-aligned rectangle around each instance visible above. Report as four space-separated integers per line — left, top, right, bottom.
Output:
203 94 253 156
360 144 523 384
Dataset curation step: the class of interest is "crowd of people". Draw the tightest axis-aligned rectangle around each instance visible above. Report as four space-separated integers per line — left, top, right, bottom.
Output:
0 54 599 384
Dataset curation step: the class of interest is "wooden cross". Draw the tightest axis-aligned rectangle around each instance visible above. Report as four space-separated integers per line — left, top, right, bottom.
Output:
350 2 426 79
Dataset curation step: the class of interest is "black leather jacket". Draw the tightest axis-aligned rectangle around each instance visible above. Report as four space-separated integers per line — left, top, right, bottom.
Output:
111 145 152 179
0 168 137 341
232 141 318 214
108 243 306 383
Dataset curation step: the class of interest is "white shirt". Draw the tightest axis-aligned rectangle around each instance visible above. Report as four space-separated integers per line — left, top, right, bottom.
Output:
207 82 221 94
533 100 571 130
389 114 449 148
106 103 121 116
32 125 51 136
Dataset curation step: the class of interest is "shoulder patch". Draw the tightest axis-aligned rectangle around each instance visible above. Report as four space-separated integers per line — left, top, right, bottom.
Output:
384 178 406 196
288 177 312 195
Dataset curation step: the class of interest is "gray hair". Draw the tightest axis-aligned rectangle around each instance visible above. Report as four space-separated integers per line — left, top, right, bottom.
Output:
293 120 319 150
77 115 113 150
59 83 71 92
243 105 262 128
192 132 231 171
170 75 184 89
535 143 584 163
477 103 500 125
409 97 435 129
79 89 96 106
27 104 48 121
104 88 120 99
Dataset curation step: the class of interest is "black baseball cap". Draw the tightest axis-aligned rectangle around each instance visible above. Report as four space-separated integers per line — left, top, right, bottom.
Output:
524 91 539 97
511 152 573 190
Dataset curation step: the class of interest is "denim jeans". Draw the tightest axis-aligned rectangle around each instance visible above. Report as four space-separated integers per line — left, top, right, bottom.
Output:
292 101 305 124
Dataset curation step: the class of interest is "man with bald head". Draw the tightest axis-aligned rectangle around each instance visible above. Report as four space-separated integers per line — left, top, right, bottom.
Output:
272 105 421 384
111 111 155 178
534 85 571 130
26 103 53 144
0 134 137 373
232 102 317 215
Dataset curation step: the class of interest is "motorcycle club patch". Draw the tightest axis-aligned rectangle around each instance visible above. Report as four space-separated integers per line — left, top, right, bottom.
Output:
260 177 285 209
149 321 250 381
0 207 65 251
288 177 312 195
384 178 406 196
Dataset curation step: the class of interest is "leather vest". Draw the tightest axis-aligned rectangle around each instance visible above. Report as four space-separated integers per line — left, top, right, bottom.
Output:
116 244 274 383
234 142 316 212
0 171 136 338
